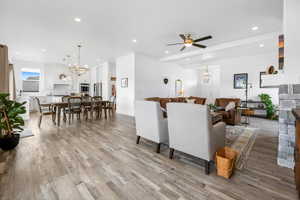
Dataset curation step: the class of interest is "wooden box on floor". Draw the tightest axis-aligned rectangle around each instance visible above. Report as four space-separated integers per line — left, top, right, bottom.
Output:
215 147 237 179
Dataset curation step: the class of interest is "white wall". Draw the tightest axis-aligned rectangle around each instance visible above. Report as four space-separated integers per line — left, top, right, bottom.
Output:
284 0 300 83
102 62 116 100
135 53 200 100
115 53 201 116
116 53 135 116
199 53 279 105
198 66 220 105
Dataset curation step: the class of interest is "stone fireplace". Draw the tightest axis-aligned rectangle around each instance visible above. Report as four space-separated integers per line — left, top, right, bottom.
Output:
278 84 300 168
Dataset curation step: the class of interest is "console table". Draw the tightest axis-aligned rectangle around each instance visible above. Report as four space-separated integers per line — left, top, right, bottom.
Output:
241 100 267 119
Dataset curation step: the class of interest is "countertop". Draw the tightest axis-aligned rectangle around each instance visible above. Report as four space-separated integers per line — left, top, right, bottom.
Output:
292 109 300 120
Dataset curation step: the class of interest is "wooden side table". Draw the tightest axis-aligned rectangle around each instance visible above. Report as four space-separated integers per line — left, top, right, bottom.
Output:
211 112 223 125
237 107 251 125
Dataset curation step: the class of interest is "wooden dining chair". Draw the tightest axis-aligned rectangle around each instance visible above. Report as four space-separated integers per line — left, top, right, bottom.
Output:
108 96 116 114
61 96 70 122
35 97 56 128
66 97 82 124
82 95 92 120
92 96 103 119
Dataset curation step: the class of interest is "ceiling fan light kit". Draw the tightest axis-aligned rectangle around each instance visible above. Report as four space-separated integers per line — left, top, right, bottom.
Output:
167 34 212 51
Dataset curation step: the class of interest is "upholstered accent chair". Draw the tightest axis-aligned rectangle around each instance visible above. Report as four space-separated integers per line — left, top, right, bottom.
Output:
135 100 169 153
215 98 241 125
167 103 226 174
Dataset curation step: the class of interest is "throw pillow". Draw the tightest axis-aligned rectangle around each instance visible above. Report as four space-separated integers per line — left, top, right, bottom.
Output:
186 99 195 104
225 101 236 111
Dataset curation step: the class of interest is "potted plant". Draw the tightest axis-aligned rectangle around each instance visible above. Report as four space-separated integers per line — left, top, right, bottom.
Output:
0 93 26 150
208 103 217 111
259 93 278 120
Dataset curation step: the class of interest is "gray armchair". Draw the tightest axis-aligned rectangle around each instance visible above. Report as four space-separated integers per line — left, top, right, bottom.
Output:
167 103 226 174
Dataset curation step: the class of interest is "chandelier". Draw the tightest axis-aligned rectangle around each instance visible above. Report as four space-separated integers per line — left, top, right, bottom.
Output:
68 45 89 76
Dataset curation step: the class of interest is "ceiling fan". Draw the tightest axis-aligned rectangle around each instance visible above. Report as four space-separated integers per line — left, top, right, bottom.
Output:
167 34 212 51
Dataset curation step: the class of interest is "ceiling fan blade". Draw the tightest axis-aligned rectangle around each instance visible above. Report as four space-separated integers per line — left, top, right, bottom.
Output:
193 43 207 48
193 35 212 43
179 34 186 40
167 43 184 46
180 46 186 51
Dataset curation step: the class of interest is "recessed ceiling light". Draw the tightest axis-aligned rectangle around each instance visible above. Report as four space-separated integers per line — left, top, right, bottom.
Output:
165 50 169 54
41 49 47 52
185 58 191 61
132 39 137 43
251 26 259 31
74 17 81 22
259 44 264 48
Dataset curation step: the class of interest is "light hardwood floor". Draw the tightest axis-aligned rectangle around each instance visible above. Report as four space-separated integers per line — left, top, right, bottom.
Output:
0 114 298 200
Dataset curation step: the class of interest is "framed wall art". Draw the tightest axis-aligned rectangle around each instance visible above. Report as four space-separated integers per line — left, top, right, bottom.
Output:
233 73 248 89
121 78 128 88
260 72 279 88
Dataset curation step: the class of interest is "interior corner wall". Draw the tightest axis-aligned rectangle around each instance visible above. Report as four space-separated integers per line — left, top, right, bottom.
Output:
135 53 200 100
101 62 115 100
116 53 135 116
284 0 300 83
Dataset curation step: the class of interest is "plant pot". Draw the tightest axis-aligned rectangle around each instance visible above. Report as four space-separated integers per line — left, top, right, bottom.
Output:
0 133 20 150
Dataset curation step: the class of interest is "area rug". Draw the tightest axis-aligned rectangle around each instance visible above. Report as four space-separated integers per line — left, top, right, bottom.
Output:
226 126 258 170
141 125 258 171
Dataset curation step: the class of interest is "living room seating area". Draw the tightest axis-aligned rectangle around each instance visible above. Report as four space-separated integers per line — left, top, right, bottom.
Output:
134 97 246 175
144 96 241 125
135 99 229 174
214 98 241 125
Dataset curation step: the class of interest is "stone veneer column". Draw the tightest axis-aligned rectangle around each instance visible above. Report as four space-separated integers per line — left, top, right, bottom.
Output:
278 84 300 168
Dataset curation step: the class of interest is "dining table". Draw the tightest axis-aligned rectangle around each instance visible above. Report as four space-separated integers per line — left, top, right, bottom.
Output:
40 100 111 127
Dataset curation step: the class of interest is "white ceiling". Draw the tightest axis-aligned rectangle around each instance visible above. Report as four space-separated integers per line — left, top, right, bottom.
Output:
163 32 280 67
0 0 283 66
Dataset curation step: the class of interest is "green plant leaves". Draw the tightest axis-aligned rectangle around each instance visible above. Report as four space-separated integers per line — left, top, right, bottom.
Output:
0 93 27 135
259 93 277 120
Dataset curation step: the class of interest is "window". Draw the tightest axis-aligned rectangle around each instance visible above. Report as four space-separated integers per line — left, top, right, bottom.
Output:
21 69 40 92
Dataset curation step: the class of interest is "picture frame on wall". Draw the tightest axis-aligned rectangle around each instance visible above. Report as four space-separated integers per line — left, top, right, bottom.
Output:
121 78 128 88
233 73 248 89
260 72 279 88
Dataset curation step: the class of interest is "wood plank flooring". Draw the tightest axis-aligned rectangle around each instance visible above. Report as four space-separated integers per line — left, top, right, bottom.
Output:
0 114 298 200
